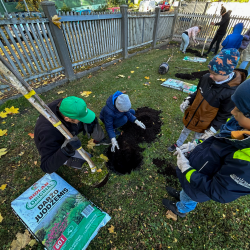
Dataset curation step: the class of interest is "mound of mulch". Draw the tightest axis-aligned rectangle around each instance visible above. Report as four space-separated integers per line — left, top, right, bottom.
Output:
106 107 162 175
153 159 177 178
186 48 206 58
175 70 209 81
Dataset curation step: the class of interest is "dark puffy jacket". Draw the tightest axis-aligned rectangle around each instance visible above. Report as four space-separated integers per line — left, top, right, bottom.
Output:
222 23 244 50
240 28 250 50
34 99 85 173
100 91 136 139
215 11 231 35
177 124 250 203
183 69 247 133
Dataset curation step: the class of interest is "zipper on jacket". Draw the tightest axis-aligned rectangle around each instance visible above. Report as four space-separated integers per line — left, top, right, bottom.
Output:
199 161 209 172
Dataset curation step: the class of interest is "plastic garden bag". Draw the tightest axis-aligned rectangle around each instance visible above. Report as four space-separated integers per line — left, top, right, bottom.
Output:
161 78 197 94
11 173 111 250
183 56 207 63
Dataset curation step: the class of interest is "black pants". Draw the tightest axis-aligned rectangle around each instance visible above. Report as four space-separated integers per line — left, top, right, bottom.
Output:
207 33 225 54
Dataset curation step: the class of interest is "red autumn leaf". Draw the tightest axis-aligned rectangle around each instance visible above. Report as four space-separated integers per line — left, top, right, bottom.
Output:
28 133 34 139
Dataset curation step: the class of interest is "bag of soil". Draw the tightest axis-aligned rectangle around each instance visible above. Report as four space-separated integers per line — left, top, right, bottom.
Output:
161 78 197 94
183 56 207 63
11 173 111 250
158 62 169 75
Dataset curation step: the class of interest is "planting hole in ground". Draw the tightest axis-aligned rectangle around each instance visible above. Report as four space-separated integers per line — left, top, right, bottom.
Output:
106 107 162 174
153 158 177 178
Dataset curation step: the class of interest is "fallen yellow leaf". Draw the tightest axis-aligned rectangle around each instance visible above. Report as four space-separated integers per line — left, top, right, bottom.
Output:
0 213 3 223
57 91 64 94
0 111 7 118
52 15 61 29
0 129 7 136
81 91 92 97
28 133 34 139
97 169 102 172
87 139 96 150
0 184 7 190
144 76 150 80
136 67 139 68
34 161 37 165
2 121 6 124
28 239 37 247
131 71 134 73
118 75 125 78
19 152 24 156
108 225 115 234
157 78 166 82
166 210 177 221
0 148 7 158
5 106 19 114
100 154 109 162
10 229 31 250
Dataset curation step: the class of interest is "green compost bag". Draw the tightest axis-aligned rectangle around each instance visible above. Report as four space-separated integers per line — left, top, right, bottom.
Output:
11 173 111 250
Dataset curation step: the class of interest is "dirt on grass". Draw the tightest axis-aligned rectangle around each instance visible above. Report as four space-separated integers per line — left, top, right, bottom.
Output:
175 70 209 81
186 48 206 58
107 107 162 174
153 158 177 178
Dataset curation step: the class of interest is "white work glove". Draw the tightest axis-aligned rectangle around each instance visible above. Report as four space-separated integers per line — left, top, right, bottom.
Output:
180 99 190 113
176 148 192 173
174 141 197 155
111 138 119 152
201 127 216 140
135 119 146 129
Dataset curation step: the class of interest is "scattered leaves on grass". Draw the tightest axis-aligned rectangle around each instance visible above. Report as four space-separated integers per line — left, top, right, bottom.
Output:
0 148 8 158
5 106 19 114
166 210 177 221
28 239 37 247
108 225 115 234
118 75 125 78
81 91 92 97
131 71 134 73
87 139 96 150
57 91 65 94
0 213 3 223
0 184 7 190
0 129 7 136
100 154 109 162
0 111 7 118
144 76 150 80
28 133 34 139
157 78 166 82
173 96 178 100
10 229 31 250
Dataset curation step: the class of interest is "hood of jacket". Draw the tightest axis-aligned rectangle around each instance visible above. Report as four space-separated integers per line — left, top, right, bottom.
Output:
232 23 243 35
105 91 123 114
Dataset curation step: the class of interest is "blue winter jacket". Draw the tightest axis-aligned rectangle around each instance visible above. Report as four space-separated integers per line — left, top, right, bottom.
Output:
177 117 250 203
221 23 244 50
100 91 136 139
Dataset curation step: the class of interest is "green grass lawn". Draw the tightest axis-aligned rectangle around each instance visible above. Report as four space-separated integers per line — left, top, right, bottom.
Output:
1 42 250 250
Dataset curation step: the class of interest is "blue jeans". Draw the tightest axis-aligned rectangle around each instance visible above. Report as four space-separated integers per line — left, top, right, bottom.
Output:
113 109 135 129
239 61 250 77
176 190 198 213
180 33 189 53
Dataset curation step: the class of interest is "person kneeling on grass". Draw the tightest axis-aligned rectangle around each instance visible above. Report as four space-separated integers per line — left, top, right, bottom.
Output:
180 25 202 53
34 96 110 173
100 91 146 152
163 79 250 217
168 48 247 153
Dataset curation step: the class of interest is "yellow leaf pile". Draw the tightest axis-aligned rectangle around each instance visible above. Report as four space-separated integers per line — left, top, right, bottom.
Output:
0 129 7 137
0 148 7 158
81 91 92 97
10 229 31 250
52 15 61 29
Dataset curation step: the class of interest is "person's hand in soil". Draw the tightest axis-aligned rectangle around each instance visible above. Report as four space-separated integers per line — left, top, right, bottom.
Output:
180 98 190 113
175 148 191 173
135 120 146 129
174 141 197 155
111 138 120 152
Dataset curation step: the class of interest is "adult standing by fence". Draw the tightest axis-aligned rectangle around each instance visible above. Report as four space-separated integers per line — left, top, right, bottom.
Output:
180 26 202 53
204 6 231 56
238 28 250 77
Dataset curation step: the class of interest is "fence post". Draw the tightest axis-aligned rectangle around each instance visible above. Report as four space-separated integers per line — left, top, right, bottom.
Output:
41 1 76 81
152 7 160 48
203 2 210 15
170 8 179 40
120 5 128 59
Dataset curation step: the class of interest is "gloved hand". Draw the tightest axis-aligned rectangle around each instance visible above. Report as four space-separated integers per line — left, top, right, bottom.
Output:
61 136 82 157
180 99 190 113
174 141 197 155
194 41 199 47
176 148 192 173
135 120 146 129
111 138 120 152
201 127 216 140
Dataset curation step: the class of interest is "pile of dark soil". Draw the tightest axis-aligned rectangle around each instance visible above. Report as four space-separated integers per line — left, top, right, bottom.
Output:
153 159 177 178
106 107 162 175
186 48 206 58
175 70 209 81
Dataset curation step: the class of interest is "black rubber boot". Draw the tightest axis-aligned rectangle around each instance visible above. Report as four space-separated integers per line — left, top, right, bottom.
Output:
166 186 180 200
162 198 186 218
